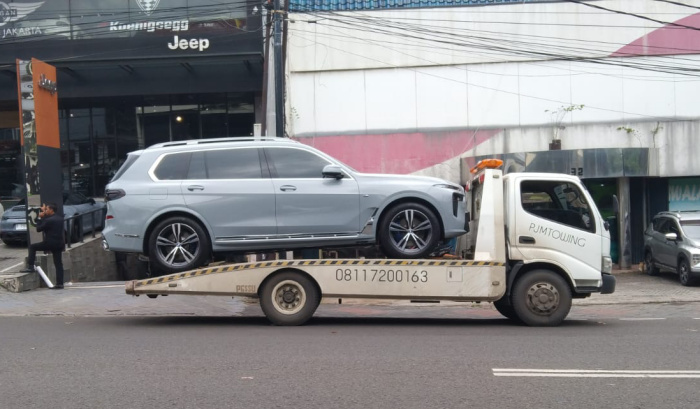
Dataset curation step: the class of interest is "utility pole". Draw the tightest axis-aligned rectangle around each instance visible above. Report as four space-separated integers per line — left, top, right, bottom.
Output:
273 0 284 137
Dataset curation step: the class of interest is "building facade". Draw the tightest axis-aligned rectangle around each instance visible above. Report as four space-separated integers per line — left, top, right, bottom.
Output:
285 0 700 266
0 0 263 199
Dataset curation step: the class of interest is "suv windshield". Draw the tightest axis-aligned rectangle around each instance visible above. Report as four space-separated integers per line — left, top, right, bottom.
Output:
681 220 700 240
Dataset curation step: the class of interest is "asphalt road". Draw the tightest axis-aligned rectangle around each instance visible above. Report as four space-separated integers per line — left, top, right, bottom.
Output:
2 305 700 409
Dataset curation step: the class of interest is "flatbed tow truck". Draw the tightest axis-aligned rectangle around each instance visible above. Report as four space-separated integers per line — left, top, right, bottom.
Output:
125 161 615 326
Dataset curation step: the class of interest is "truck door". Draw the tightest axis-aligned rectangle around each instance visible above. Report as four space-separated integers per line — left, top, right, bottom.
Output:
514 177 603 282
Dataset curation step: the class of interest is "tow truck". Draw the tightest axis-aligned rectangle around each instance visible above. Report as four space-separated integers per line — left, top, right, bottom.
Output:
125 160 615 326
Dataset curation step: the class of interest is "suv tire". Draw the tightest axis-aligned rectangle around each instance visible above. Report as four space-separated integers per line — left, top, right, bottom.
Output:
378 202 441 259
678 258 695 286
149 216 209 273
644 251 659 276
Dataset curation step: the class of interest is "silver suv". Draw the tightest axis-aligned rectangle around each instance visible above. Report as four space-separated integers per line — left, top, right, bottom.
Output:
644 211 700 286
103 137 467 273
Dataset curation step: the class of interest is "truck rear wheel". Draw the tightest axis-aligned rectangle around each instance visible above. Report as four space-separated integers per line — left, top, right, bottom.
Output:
512 270 572 327
260 271 320 326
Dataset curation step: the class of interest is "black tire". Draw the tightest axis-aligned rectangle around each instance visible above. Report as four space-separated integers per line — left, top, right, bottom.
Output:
512 270 572 327
644 251 659 276
678 258 694 286
259 271 320 326
493 296 520 322
148 216 209 274
378 202 441 259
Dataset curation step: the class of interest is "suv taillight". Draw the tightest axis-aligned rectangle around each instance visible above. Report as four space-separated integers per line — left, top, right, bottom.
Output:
105 189 126 201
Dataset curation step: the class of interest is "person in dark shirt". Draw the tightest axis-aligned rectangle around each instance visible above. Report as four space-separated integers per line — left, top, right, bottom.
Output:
21 202 65 289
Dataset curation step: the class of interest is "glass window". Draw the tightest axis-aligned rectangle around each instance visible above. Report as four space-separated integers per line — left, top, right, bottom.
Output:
154 152 191 180
205 148 261 179
67 108 93 197
64 192 88 205
70 0 131 39
187 152 207 179
521 180 595 232
266 148 331 179
681 220 700 240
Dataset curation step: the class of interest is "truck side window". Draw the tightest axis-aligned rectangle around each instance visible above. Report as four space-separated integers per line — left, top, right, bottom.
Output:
521 181 595 233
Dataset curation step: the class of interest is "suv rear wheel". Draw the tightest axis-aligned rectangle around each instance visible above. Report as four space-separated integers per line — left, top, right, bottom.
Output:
149 216 209 273
644 251 659 276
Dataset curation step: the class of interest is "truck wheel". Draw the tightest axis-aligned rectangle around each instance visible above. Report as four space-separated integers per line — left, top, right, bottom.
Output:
493 297 520 322
260 271 320 326
378 202 441 259
644 251 659 276
678 258 694 286
149 216 209 274
512 270 572 327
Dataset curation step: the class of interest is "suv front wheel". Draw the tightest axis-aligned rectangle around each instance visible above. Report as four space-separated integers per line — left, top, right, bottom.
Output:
149 216 210 274
678 258 695 286
378 202 441 259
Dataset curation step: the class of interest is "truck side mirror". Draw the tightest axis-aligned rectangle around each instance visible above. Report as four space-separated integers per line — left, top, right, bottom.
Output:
612 194 619 216
604 220 610 231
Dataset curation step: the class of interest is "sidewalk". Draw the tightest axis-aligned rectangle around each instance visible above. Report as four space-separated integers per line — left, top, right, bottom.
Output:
0 269 698 317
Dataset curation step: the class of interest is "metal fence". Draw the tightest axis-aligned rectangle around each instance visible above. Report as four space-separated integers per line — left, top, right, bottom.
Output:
64 208 106 249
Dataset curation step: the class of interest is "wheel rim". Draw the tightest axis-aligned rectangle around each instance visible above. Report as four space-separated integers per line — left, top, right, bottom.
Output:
155 223 200 268
388 209 433 255
271 280 307 315
525 281 560 316
680 262 689 284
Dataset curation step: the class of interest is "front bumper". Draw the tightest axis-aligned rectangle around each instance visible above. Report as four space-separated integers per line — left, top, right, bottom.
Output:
600 273 616 294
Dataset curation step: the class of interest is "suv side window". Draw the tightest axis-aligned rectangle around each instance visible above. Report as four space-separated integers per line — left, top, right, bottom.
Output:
265 147 331 179
205 148 262 179
521 180 595 232
154 152 192 180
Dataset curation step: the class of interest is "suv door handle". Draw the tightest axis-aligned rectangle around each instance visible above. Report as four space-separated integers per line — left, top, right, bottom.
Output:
280 185 297 192
519 236 536 244
187 185 205 191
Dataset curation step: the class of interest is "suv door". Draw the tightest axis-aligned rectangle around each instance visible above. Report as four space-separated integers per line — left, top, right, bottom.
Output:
181 147 276 245
264 147 360 235
656 218 680 268
514 178 603 282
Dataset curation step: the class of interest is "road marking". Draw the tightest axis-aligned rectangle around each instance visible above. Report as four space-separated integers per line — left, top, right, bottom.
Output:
619 318 666 321
493 369 700 378
1 262 24 273
65 285 124 289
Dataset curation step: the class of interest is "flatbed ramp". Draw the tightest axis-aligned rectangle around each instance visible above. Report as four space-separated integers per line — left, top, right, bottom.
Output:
125 259 506 325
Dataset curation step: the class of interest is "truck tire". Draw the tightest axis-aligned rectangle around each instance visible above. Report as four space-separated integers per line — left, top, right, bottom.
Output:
378 202 441 259
260 271 320 326
149 216 209 274
512 270 572 327
493 297 520 322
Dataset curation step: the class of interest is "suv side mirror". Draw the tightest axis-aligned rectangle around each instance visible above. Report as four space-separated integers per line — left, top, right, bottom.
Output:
88 198 96 205
665 232 678 241
322 165 344 180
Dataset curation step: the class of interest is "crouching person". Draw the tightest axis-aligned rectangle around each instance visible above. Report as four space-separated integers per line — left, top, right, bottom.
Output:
21 202 65 289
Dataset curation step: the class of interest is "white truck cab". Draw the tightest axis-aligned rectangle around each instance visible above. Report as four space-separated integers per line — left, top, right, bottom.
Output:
466 160 615 325
124 160 615 327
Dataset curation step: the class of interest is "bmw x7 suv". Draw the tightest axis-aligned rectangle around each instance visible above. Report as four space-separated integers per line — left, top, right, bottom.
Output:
103 137 467 273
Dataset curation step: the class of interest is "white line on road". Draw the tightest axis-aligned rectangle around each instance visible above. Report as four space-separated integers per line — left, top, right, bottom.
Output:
1 262 23 273
66 285 124 289
493 369 700 378
619 318 666 321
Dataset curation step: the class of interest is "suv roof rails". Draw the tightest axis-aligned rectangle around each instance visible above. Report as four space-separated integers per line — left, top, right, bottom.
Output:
658 210 700 219
149 137 292 149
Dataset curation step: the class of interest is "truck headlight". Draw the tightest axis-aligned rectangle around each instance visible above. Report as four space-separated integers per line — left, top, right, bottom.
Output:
602 256 612 274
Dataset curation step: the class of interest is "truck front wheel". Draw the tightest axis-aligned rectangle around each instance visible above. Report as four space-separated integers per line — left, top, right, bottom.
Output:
260 271 320 326
512 270 572 327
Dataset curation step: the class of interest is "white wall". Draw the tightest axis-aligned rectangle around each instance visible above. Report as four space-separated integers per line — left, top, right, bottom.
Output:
288 55 700 136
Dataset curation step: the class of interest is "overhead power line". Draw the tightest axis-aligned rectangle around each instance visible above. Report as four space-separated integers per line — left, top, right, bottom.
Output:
565 0 700 31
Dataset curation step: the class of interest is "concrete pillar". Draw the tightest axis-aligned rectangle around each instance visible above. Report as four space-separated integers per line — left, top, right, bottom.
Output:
618 177 632 268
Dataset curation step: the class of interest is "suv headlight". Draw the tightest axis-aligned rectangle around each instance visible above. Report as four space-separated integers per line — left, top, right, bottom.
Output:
601 256 612 274
433 183 462 192
692 254 700 266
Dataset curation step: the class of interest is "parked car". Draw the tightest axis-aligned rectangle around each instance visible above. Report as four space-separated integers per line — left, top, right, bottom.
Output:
0 192 107 246
644 211 700 286
103 137 467 273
